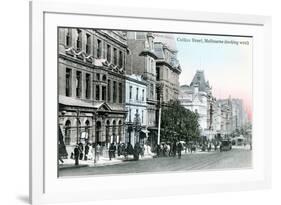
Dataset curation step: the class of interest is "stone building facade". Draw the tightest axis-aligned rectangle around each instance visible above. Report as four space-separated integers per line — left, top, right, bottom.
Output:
58 28 128 151
126 32 158 139
125 74 148 146
179 70 215 139
216 97 248 137
153 34 182 104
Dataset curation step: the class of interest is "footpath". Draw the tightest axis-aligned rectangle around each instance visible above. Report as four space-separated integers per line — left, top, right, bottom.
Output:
59 154 154 170
59 145 251 170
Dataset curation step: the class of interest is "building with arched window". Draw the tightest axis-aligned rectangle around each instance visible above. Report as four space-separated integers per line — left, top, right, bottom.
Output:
58 28 128 156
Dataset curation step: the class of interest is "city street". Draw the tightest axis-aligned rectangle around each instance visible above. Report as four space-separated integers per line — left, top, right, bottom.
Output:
59 148 252 177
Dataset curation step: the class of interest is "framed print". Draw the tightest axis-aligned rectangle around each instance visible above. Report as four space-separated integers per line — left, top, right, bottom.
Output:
29 0 272 204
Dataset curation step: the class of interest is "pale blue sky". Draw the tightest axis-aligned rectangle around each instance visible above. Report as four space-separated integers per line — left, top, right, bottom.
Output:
174 33 253 117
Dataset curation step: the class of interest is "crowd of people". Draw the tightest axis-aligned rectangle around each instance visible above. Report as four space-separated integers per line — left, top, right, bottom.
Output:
67 139 222 165
153 140 184 159
70 142 147 165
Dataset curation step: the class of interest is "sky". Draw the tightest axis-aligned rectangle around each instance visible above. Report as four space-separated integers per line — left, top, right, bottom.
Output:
173 33 253 120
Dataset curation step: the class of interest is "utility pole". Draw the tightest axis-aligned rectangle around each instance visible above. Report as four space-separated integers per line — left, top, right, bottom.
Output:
157 107 161 145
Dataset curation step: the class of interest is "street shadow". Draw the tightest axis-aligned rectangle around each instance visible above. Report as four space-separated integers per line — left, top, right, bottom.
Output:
17 195 29 204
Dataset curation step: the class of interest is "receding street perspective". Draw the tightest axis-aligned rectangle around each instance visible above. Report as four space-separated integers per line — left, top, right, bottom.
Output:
58 29 253 177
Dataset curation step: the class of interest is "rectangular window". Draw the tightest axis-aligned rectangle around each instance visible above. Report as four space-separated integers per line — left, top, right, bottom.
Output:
142 110 144 123
66 29 71 47
129 109 132 122
107 44 111 62
142 89 144 101
113 81 117 103
102 86 106 101
119 83 122 103
97 39 102 58
86 33 91 54
156 66 160 81
96 85 100 100
136 88 139 101
113 48 117 65
129 86 132 99
76 71 82 98
76 29 82 50
85 73 91 99
119 51 123 67
108 79 111 102
150 83 154 99
65 68 72 97
156 86 160 101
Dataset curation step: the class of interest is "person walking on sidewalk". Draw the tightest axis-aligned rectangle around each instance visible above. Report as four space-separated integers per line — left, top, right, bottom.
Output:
177 142 183 159
96 143 101 161
109 143 115 160
84 143 89 160
78 143 83 160
74 145 81 165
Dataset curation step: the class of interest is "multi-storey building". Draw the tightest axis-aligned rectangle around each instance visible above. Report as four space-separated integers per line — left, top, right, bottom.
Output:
216 99 232 137
179 70 215 139
58 28 128 154
216 98 248 136
125 74 148 146
153 34 182 104
126 32 182 145
126 32 158 141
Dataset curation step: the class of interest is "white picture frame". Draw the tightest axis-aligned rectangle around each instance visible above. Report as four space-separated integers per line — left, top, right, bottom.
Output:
29 0 272 204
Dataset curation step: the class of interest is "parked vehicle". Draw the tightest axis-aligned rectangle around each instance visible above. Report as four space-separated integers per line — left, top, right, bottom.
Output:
220 140 232 152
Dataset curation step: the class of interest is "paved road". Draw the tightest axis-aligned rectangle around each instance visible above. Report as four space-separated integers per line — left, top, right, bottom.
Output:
59 148 252 177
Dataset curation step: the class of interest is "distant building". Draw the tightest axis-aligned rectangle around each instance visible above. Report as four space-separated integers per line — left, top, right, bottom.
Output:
215 99 232 137
58 28 128 153
179 70 215 139
216 97 249 136
125 75 148 146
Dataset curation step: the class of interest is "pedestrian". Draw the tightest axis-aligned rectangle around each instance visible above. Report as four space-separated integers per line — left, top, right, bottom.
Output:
109 143 115 160
113 143 116 158
74 145 80 165
84 143 89 160
172 141 177 157
78 143 83 160
133 142 141 160
96 143 100 161
156 144 161 157
177 142 183 159
117 143 121 156
208 143 212 152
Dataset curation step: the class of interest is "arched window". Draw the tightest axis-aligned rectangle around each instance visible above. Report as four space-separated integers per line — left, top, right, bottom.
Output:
102 75 107 81
118 120 122 143
85 120 90 140
76 29 82 51
66 28 71 47
106 120 110 144
112 120 116 142
77 119 81 143
95 121 101 143
64 120 71 145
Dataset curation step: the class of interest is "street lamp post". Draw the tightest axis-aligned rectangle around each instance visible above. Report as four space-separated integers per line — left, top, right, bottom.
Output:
133 111 141 144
